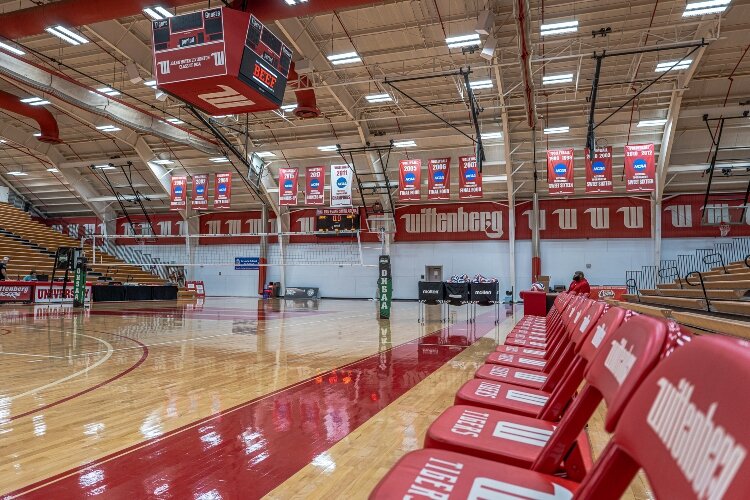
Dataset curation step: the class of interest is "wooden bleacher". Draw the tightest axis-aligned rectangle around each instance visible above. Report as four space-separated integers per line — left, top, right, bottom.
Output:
0 203 165 285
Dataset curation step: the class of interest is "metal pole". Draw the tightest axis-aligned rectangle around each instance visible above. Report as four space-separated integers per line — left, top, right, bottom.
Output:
653 196 662 268
532 191 541 281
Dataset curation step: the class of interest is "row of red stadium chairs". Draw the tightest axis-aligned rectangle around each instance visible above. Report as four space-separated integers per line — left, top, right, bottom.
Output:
370 292 750 499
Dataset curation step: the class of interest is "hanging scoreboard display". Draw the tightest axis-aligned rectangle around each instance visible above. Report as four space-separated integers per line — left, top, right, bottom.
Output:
152 7 292 115
315 208 360 234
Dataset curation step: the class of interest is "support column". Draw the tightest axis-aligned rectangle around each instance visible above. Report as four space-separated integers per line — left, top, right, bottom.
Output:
531 192 541 281
259 205 269 295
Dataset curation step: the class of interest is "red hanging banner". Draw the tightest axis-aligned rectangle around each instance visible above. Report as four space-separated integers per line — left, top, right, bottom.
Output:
278 168 299 206
624 143 656 192
547 148 575 195
305 166 325 205
458 155 482 199
427 158 451 200
584 146 613 193
191 174 209 210
170 175 187 210
213 172 232 209
398 159 422 202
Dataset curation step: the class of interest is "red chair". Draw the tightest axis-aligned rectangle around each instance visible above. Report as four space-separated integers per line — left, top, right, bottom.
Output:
371 326 750 499
427 313 666 473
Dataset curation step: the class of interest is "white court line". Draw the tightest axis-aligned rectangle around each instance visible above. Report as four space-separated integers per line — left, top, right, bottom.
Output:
8 334 113 401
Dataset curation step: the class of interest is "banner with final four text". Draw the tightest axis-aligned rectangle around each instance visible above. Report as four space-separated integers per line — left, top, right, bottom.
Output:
584 147 613 193
191 174 209 210
427 158 451 200
170 176 186 210
213 172 232 209
458 155 482 199
398 159 422 201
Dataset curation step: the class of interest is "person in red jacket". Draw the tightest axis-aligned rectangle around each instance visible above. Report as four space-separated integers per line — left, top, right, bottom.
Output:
568 271 591 294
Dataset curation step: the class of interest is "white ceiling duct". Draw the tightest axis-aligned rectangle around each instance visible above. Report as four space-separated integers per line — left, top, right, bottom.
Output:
0 51 220 154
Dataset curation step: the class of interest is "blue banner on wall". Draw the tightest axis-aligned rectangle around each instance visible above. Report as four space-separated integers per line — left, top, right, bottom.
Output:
235 257 260 270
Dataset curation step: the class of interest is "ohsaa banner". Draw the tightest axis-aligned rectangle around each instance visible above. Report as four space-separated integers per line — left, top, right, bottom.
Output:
624 143 656 192
427 158 451 200
330 165 353 207
305 166 325 205
170 176 187 210
547 148 575 195
585 147 613 193
214 172 232 209
191 174 209 210
458 155 482 199
398 159 422 201
278 168 299 206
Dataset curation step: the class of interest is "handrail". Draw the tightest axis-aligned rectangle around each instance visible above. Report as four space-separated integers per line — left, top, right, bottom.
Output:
625 278 640 302
702 251 727 274
657 265 681 289
685 271 711 310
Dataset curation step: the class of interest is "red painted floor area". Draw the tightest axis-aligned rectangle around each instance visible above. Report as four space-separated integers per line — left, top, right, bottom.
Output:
8 313 504 499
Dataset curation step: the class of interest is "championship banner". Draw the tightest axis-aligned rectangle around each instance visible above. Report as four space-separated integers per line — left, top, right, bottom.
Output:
214 172 232 209
398 159 422 202
330 164 353 207
585 147 613 194
170 176 187 210
278 167 299 206
191 174 209 210
427 158 451 200
305 166 325 205
458 155 482 199
624 143 656 192
547 148 575 195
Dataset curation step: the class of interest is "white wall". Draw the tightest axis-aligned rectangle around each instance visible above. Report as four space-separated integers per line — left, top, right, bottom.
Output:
120 236 728 299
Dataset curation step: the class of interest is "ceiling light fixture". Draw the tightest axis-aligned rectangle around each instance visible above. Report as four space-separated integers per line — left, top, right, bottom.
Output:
166 118 184 124
469 79 493 90
327 51 361 65
480 132 503 140
152 159 174 165
209 157 230 163
20 96 51 106
256 152 276 158
393 140 417 148
365 93 392 103
93 164 116 170
655 60 693 72
96 87 120 96
637 119 668 127
144 80 157 88
540 20 579 36
280 104 297 112
33 132 41 137
544 126 569 134
96 125 121 132
445 33 481 48
542 73 574 84
143 6 174 20
45 25 89 45
0 41 25 56
7 170 28 176
318 145 338 152
47 167 60 172
683 0 731 17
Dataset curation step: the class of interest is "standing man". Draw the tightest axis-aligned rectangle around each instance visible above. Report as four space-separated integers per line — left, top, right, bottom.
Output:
0 256 8 281
568 270 590 294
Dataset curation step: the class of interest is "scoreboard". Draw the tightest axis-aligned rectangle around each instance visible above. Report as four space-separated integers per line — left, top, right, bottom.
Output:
152 7 293 115
315 208 360 234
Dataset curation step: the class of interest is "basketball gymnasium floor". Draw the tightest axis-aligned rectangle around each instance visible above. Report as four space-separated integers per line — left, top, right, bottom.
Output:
1 298 517 498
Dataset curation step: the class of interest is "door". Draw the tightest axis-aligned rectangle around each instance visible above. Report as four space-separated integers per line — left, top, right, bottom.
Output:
425 266 443 282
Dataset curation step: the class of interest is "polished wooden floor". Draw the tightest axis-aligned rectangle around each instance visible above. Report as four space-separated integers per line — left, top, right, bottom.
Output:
0 298 649 498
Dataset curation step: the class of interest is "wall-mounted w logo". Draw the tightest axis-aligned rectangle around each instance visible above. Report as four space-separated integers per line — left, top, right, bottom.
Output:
158 61 170 74
211 51 225 65
198 85 255 109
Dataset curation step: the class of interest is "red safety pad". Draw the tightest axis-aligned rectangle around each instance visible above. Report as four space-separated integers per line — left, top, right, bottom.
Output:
369 449 579 499
474 363 548 390
454 379 550 416
485 351 548 372
424 405 558 467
